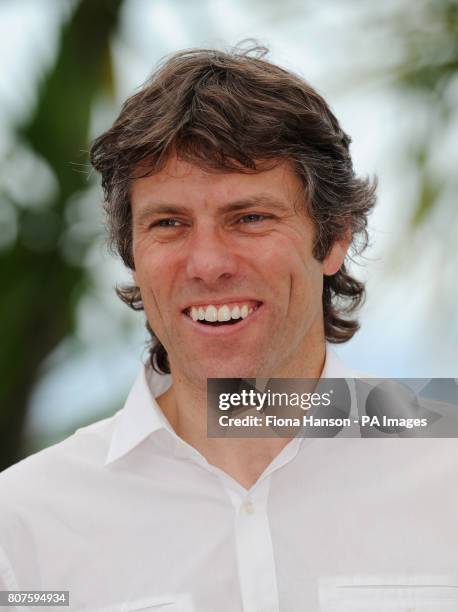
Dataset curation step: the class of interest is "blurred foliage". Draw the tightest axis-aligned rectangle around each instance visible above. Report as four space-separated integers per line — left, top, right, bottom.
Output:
0 0 122 471
391 0 458 227
393 0 457 96
336 0 457 231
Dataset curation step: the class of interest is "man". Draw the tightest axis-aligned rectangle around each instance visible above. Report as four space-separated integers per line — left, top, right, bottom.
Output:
1 46 457 612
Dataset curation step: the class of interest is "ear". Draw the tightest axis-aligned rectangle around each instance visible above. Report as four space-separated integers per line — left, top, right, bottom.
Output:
322 232 351 276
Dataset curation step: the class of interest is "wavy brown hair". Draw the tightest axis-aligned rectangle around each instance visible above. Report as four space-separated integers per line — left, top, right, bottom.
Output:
90 44 377 374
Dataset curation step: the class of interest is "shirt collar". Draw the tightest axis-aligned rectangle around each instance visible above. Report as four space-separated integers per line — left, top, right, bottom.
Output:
104 367 172 465
105 344 353 465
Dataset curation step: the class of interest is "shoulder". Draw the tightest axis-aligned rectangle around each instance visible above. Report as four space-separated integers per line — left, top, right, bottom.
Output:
0 412 119 509
0 413 124 588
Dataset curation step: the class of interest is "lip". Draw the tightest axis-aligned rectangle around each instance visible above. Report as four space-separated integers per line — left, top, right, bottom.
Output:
181 302 264 336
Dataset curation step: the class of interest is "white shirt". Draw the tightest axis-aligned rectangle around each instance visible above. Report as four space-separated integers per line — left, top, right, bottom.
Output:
1 349 457 612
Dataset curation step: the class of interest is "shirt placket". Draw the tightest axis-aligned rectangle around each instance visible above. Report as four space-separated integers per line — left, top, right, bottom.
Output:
172 431 303 612
219 438 303 612
232 477 279 612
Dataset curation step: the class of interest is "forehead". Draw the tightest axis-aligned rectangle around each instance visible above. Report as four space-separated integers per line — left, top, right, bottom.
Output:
130 155 304 213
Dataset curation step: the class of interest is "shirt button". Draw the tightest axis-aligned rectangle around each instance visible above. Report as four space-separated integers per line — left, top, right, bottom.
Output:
242 500 254 515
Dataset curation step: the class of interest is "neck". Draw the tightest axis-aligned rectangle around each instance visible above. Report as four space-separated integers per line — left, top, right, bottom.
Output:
157 342 326 490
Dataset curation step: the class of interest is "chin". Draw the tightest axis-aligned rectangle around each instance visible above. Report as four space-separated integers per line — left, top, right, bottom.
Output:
188 358 262 382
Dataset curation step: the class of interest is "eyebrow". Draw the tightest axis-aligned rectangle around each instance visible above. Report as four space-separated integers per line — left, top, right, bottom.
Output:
134 194 293 224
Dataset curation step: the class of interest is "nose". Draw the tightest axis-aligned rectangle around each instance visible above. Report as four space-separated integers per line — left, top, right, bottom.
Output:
185 223 238 284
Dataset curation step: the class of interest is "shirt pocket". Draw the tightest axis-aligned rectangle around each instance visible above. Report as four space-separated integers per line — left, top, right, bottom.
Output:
93 593 194 612
319 575 458 611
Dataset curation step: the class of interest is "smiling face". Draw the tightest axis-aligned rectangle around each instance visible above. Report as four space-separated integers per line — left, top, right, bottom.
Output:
131 155 347 386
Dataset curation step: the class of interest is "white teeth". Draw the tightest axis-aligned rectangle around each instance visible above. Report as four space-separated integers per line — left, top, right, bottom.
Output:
231 305 241 319
188 302 260 322
204 305 218 322
217 305 231 321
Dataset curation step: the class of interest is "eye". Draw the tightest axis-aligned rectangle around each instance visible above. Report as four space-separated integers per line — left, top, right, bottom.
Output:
239 213 268 224
152 218 183 228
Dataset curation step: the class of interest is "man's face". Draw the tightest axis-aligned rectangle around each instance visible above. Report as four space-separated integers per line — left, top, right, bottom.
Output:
131 155 347 385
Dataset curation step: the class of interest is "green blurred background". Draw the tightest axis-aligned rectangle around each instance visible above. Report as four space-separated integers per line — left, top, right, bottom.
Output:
1 0 457 471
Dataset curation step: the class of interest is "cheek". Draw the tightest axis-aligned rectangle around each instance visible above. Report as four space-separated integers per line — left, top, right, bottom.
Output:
266 234 319 282
285 242 324 307
256 233 312 279
133 247 170 307
295 261 324 307
256 246 319 324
